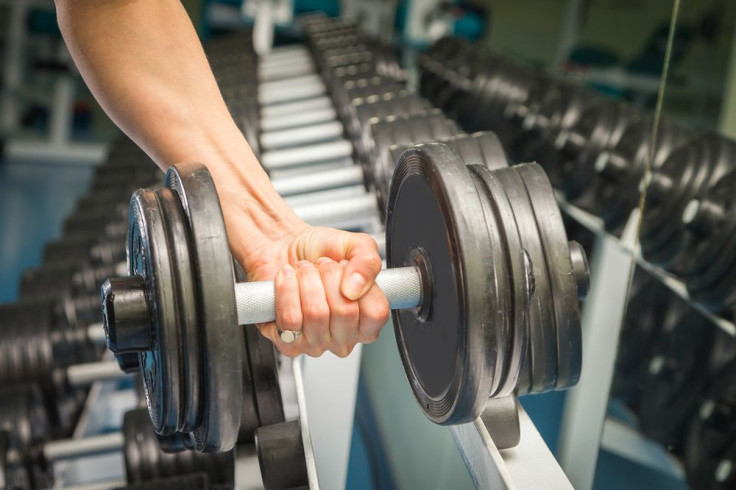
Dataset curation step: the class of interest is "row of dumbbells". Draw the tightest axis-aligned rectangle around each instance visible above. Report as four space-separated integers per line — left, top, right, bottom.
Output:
419 37 736 317
611 267 736 490
0 137 246 489
0 36 313 487
0 384 234 489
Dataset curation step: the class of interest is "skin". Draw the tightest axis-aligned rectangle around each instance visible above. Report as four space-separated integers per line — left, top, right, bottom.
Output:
55 0 389 357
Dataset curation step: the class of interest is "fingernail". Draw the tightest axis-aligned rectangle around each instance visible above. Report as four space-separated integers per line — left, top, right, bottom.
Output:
281 264 295 278
343 272 368 300
317 257 332 265
298 260 312 269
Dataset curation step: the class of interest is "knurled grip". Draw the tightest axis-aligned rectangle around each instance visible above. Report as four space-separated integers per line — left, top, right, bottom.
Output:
234 266 422 325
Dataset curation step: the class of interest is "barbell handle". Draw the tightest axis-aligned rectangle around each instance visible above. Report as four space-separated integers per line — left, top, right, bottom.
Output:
234 266 422 325
66 361 130 387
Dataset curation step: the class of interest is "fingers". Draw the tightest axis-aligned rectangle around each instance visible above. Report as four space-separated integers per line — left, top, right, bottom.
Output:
317 258 359 357
357 283 390 344
340 233 383 300
296 260 330 357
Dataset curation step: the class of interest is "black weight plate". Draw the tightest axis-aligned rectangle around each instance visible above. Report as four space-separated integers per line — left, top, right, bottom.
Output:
123 408 235 485
679 172 736 309
166 163 243 452
611 269 673 409
128 188 183 436
517 163 583 390
492 167 558 394
156 188 202 433
387 143 498 424
244 325 285 428
684 362 736 490
255 420 309 490
232 262 260 443
469 164 530 397
638 307 718 450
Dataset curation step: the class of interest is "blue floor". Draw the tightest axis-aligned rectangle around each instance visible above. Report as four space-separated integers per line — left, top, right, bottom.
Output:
0 159 93 302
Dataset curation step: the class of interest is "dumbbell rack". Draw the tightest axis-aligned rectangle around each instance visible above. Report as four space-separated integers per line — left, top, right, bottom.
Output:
47 354 320 489
556 197 736 489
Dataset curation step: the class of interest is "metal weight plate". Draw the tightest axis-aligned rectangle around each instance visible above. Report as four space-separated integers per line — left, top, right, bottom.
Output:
244 326 285 428
468 164 530 397
517 163 584 390
387 143 499 424
165 163 244 452
684 363 736 490
491 167 558 394
127 188 183 436
156 187 202 433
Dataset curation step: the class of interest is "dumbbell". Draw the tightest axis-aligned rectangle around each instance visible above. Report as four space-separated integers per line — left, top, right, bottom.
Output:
610 268 675 410
638 305 736 452
684 361 736 490
549 98 641 204
641 132 735 268
587 118 694 232
675 168 736 312
0 302 128 432
0 386 235 489
99 141 588 451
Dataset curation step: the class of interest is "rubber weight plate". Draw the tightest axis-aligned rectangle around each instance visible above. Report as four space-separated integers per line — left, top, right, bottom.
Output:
638 307 722 451
244 325 285 428
684 362 736 490
165 163 244 452
517 163 584 390
127 188 184 436
491 166 558 394
387 143 501 424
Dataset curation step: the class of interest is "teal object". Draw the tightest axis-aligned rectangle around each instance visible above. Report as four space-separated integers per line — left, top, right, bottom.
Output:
452 11 483 41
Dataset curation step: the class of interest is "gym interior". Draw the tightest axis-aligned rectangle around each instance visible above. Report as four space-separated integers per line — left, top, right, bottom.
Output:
0 1 734 489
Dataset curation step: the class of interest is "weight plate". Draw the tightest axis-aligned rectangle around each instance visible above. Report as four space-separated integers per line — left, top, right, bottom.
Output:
233 262 260 443
517 163 583 389
611 269 673 409
156 187 202 433
684 363 736 490
254 420 309 490
165 163 243 452
678 171 736 309
244 325 285 428
128 188 183 436
469 164 529 397
387 143 498 424
638 307 718 450
123 408 235 485
491 167 558 393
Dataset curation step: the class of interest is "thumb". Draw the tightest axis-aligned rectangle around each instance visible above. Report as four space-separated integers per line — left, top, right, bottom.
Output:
339 233 383 300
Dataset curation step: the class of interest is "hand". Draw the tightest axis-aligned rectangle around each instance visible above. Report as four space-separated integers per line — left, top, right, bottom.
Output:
216 176 390 358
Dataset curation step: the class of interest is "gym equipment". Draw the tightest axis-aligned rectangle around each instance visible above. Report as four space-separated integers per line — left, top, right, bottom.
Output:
589 118 693 232
676 168 736 312
642 132 735 268
684 362 736 490
638 306 736 452
0 386 234 489
100 142 588 451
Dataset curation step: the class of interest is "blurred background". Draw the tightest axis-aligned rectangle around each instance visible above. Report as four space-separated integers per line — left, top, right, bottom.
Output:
1 0 735 489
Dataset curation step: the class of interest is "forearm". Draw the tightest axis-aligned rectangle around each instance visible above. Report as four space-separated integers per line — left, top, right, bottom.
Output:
56 0 303 253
